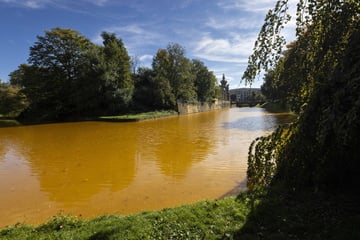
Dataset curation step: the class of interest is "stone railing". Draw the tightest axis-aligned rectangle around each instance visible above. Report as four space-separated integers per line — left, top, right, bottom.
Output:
177 99 230 115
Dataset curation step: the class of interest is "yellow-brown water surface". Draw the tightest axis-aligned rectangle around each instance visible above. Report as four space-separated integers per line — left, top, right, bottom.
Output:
0 108 294 227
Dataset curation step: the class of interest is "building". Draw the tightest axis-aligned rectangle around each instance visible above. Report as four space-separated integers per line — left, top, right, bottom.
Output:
229 88 262 105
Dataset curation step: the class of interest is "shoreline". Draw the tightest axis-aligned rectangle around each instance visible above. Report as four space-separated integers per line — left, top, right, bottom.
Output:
218 180 247 199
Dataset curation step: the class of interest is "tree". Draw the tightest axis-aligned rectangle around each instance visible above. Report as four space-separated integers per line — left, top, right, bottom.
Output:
132 67 175 111
260 42 299 108
245 0 360 192
152 49 176 109
9 63 64 119
99 32 134 113
0 81 28 117
11 28 93 120
29 28 92 82
74 45 105 116
191 59 217 103
242 0 291 85
74 32 134 115
152 43 196 109
9 29 134 119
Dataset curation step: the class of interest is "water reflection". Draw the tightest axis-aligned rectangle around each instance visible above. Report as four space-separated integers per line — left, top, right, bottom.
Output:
1 123 137 204
0 107 294 227
223 109 295 131
151 113 218 179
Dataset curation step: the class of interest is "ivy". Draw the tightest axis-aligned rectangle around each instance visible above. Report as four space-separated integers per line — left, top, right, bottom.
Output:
245 0 360 192
247 125 294 189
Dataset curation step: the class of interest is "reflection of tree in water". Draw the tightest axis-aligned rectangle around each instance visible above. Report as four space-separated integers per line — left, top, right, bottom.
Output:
9 123 137 205
137 112 220 179
223 112 295 132
0 140 5 165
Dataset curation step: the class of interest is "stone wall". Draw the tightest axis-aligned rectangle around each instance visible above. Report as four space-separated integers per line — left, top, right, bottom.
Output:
177 100 230 115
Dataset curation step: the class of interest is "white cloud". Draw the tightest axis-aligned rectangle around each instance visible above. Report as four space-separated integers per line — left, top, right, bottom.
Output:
192 33 256 63
206 17 263 31
0 0 110 8
139 54 153 62
208 64 257 88
25 0 43 8
91 23 166 62
0 0 50 8
94 24 163 48
82 0 108 6
218 0 277 13
117 25 149 36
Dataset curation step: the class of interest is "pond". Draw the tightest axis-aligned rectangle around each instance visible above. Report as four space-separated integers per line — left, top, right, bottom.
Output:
0 107 294 227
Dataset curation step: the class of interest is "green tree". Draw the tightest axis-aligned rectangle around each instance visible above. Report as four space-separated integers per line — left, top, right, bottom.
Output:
132 67 174 111
9 64 63 119
245 0 360 192
29 28 92 82
0 81 29 117
98 32 134 113
152 43 196 109
242 0 291 85
11 28 93 120
260 42 298 108
9 29 134 119
191 59 217 103
74 45 105 116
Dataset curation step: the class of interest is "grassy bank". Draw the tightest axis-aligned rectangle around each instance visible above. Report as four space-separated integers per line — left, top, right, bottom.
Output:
96 110 178 122
1 186 359 239
0 197 249 239
0 111 178 127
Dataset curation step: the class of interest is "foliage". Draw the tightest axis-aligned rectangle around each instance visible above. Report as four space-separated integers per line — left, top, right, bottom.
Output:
0 81 29 117
9 28 134 120
260 40 310 113
246 0 360 192
191 59 217 103
28 28 92 81
132 67 176 111
10 28 93 119
242 0 291 84
152 43 197 108
7 28 218 119
275 28 360 191
98 32 134 113
133 43 218 111
247 125 293 189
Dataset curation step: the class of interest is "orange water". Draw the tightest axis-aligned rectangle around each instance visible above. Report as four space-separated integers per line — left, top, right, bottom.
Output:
0 108 293 227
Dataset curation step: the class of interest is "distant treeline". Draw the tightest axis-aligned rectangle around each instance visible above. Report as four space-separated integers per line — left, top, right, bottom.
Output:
0 28 221 121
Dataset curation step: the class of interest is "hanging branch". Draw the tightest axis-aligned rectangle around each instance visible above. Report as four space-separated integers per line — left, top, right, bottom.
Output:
242 0 291 85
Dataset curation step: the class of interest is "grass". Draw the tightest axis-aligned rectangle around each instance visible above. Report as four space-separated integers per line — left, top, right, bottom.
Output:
0 111 178 127
0 197 249 239
97 110 178 122
1 186 359 239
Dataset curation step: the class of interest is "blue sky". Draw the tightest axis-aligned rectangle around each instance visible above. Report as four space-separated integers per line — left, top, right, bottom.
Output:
0 0 296 88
